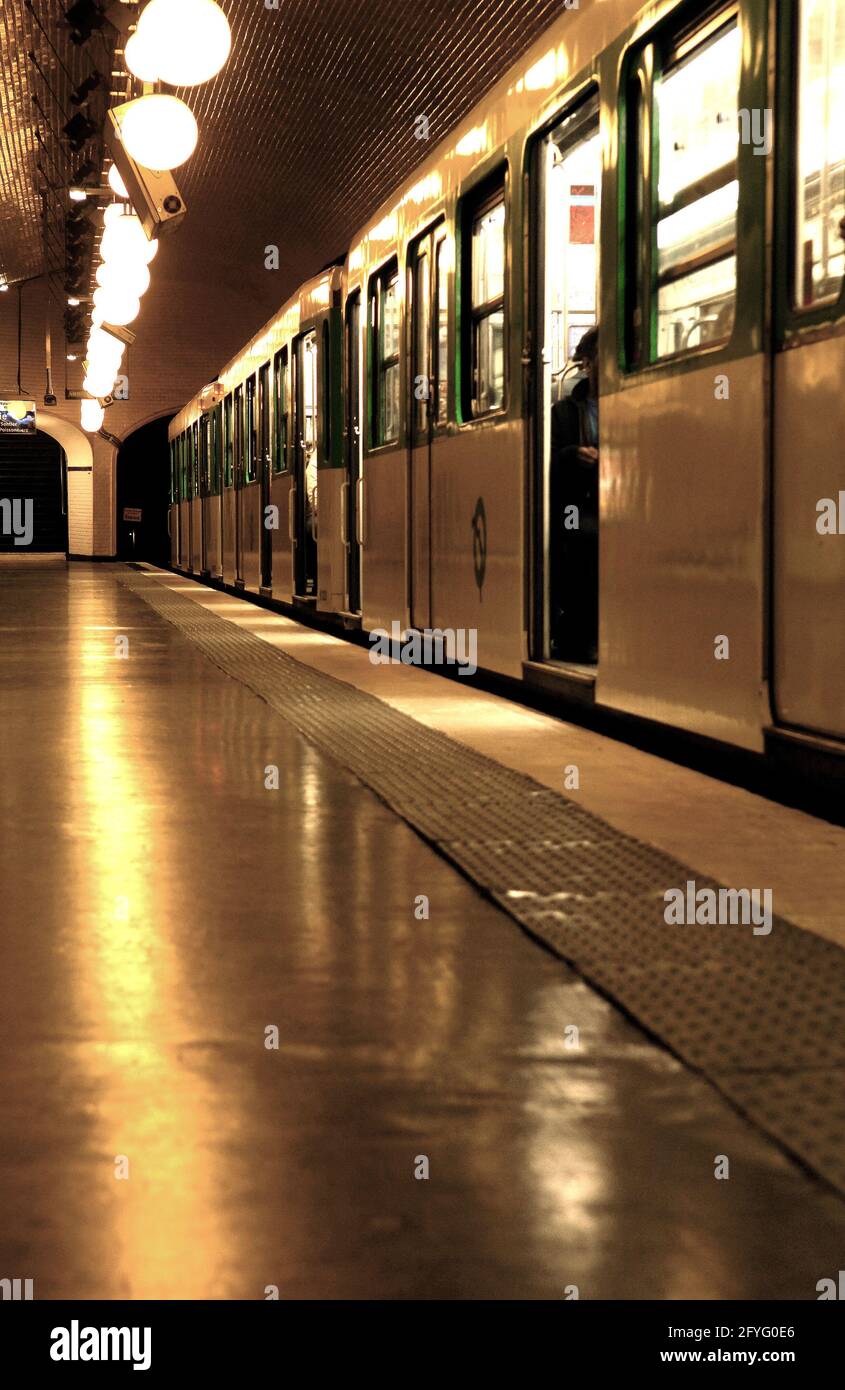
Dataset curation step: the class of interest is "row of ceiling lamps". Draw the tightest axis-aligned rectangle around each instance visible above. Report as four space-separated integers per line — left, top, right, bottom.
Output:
80 0 232 433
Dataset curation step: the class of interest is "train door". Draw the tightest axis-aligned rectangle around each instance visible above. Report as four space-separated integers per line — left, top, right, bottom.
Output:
239 373 260 591
344 292 362 613
205 405 222 578
258 361 272 590
190 421 202 573
407 223 447 630
169 440 179 565
233 383 244 585
531 94 601 667
772 0 845 740
198 416 209 575
178 431 191 570
294 330 319 598
269 345 295 601
222 393 236 583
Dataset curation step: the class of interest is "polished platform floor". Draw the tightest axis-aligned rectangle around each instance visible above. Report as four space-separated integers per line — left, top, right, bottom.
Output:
2 556 844 1300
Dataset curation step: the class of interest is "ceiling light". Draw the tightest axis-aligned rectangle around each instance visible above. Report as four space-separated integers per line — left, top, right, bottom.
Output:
80 398 104 432
107 163 129 198
67 296 81 306
100 213 157 266
124 27 160 83
67 353 78 361
92 284 140 326
117 93 198 171
139 0 231 86
69 186 88 202
96 258 150 297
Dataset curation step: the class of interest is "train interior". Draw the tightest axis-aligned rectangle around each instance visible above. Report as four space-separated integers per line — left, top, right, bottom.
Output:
297 329 319 597
543 109 601 666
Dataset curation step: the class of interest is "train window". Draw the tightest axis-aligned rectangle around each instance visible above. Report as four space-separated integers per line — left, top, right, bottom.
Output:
273 347 288 471
369 261 400 447
233 384 243 484
413 245 431 436
794 0 845 308
435 237 449 425
192 423 200 496
654 15 740 356
169 442 176 503
180 433 187 499
211 409 221 493
199 418 209 496
322 320 331 460
244 375 256 482
223 394 233 487
469 191 505 415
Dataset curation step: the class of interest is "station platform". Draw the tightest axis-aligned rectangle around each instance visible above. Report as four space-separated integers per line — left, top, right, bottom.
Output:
1 554 844 1300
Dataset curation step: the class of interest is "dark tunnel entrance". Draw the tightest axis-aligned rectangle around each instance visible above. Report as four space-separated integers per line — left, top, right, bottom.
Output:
116 415 174 565
0 427 67 553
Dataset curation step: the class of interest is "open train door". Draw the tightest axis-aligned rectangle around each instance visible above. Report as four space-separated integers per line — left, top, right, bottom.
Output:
268 344 295 602
292 329 319 600
772 0 845 742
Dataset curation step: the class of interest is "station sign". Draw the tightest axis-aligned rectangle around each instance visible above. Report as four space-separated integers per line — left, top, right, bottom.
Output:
0 400 36 434
123 507 142 522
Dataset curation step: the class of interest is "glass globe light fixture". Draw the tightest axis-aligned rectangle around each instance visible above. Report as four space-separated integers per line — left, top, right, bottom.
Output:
84 368 116 398
124 27 160 83
139 0 231 87
107 163 129 199
100 214 156 267
103 202 128 227
95 258 150 298
93 284 141 326
117 94 198 171
81 399 104 432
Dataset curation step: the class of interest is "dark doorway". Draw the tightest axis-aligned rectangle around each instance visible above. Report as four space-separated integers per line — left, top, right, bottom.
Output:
116 415 174 564
0 428 67 553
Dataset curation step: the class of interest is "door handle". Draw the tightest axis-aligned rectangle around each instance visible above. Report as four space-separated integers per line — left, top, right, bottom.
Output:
356 476 366 547
340 480 349 546
288 485 296 543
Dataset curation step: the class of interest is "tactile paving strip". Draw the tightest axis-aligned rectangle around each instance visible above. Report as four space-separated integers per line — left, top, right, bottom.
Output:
113 566 845 1195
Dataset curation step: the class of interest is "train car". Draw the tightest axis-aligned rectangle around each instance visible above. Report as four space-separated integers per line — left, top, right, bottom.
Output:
169 264 344 609
168 0 844 769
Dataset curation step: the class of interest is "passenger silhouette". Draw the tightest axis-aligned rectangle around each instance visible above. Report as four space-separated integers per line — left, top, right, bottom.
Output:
550 325 599 664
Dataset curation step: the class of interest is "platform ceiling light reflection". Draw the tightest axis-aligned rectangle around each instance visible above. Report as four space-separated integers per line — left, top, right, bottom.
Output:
70 672 236 1296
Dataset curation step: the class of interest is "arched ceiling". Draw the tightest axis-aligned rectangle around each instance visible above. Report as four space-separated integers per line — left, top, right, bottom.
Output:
1 0 572 396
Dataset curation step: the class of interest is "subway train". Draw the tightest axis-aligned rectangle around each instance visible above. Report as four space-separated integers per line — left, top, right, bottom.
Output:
167 0 844 778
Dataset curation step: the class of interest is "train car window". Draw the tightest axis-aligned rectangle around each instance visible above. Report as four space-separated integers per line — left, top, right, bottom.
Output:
469 192 505 414
435 237 449 425
192 422 200 496
169 442 176 503
413 245 431 436
794 0 845 308
233 384 243 485
322 320 331 460
223 394 233 487
180 433 187 499
199 417 209 496
653 14 741 357
369 261 400 447
244 375 256 482
273 347 288 471
211 408 221 493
